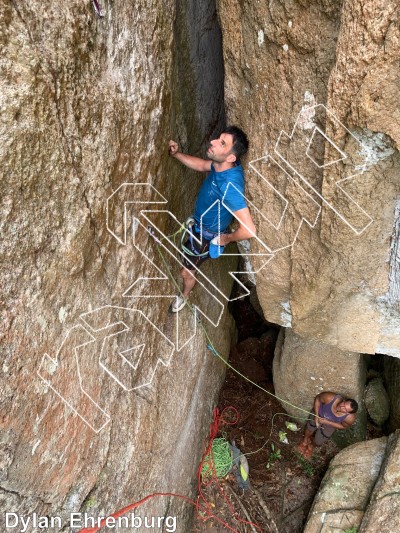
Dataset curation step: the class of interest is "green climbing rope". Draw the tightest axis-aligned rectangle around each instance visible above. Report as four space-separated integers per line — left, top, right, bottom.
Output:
201 437 232 480
152 227 325 467
154 238 315 421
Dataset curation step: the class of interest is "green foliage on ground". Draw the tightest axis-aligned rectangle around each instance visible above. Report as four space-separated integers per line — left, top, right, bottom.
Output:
294 451 316 476
265 443 282 469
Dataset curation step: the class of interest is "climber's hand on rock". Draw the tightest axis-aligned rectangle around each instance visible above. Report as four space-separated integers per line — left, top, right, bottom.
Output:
169 140 179 156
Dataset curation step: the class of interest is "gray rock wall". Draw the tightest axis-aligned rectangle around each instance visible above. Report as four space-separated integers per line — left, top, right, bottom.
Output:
304 437 388 532
359 431 400 532
273 328 367 445
304 431 400 533
217 0 400 356
0 1 233 529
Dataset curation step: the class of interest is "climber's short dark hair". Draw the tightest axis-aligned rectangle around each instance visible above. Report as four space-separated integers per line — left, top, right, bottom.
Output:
348 399 358 413
223 125 249 160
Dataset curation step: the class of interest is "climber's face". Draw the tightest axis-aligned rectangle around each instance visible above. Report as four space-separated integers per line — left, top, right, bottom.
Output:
337 401 353 414
206 133 237 164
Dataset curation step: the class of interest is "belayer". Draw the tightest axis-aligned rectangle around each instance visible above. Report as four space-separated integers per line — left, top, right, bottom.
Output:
168 126 256 313
297 391 358 458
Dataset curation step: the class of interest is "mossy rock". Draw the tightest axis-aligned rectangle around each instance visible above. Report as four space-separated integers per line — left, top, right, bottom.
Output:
365 377 390 426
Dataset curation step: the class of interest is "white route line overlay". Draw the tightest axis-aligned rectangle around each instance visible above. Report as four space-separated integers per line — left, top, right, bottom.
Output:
131 211 272 315
39 103 375 433
38 307 176 433
273 103 374 235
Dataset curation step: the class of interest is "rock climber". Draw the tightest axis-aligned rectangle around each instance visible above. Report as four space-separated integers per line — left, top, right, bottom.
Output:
168 126 256 313
297 391 358 459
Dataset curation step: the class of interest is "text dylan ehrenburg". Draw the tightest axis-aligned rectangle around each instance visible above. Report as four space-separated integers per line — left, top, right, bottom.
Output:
4 512 177 532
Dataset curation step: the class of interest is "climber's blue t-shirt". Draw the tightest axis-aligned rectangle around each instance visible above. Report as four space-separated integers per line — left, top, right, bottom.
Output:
193 163 247 233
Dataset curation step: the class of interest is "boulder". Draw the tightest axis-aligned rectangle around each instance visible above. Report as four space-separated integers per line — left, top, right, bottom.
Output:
304 431 400 533
304 437 387 533
359 431 400 532
273 328 367 445
217 0 400 356
364 377 390 426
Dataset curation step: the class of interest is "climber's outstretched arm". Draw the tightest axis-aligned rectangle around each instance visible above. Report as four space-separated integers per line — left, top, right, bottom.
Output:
168 140 212 172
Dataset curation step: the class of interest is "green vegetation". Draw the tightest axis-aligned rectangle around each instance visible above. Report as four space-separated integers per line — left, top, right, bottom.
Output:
82 496 96 510
265 443 282 469
294 452 316 476
343 528 358 533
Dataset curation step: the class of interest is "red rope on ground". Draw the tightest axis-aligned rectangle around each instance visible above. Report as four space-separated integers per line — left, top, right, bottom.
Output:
196 407 262 532
78 407 262 533
78 492 200 533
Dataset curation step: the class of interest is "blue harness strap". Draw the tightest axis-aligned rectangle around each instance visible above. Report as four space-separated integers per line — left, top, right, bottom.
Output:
193 224 220 240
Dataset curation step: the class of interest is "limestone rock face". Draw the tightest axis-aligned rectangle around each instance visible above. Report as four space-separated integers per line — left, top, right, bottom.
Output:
364 377 390 426
217 0 400 356
273 328 366 445
304 432 400 533
0 0 232 527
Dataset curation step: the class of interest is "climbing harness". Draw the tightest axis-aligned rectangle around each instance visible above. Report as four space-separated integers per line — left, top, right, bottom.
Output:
92 0 105 17
181 219 227 260
180 219 212 259
179 217 209 259
148 214 227 262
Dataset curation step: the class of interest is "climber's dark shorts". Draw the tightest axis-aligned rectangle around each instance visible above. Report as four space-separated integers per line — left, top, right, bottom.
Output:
307 414 336 446
180 228 211 270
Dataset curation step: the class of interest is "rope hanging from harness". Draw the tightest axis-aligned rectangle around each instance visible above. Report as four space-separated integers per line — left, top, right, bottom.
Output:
180 217 210 258
180 216 225 259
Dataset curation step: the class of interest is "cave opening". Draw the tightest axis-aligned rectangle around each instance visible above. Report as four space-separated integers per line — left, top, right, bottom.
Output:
364 352 397 436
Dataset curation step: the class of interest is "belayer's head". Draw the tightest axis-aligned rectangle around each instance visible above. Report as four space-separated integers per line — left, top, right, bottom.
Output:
338 398 359 414
206 125 249 166
347 399 358 413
